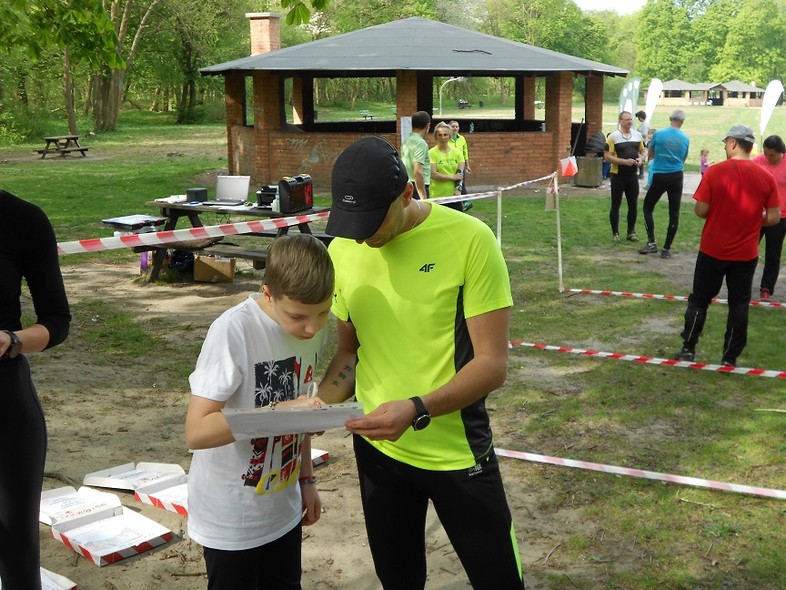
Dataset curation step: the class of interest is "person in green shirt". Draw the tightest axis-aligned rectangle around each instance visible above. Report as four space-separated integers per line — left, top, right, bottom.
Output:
321 136 524 589
400 110 431 200
429 121 465 211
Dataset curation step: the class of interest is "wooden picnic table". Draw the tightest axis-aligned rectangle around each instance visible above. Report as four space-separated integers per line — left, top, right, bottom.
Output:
139 200 331 282
37 135 89 158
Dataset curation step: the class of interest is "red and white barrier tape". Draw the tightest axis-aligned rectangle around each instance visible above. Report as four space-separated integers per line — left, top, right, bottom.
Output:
57 211 330 255
495 448 786 500
57 173 556 256
430 172 556 206
510 341 786 378
567 288 783 309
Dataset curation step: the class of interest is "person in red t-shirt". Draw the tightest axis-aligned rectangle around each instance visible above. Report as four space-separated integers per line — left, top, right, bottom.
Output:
673 125 780 367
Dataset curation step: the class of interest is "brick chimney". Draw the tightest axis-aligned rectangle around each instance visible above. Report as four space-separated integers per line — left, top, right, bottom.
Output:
246 13 281 56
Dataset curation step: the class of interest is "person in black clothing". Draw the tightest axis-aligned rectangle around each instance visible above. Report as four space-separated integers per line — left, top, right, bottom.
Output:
604 111 646 242
1 189 71 590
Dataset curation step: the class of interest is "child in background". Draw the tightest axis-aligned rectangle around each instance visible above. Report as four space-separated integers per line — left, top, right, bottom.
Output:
700 148 710 176
645 128 657 188
185 234 333 590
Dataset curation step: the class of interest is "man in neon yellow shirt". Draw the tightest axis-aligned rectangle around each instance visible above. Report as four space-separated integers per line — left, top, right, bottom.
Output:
320 136 524 589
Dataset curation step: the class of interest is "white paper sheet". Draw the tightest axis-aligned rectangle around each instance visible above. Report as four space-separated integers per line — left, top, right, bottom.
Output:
223 402 364 439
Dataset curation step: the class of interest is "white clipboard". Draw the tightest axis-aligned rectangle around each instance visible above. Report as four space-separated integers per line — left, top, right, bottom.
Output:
222 402 364 439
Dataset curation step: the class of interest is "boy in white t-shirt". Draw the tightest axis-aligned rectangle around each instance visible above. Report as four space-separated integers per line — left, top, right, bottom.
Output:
185 234 333 589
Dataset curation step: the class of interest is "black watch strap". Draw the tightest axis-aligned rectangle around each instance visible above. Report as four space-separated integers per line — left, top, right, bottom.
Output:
2 330 22 359
409 396 431 430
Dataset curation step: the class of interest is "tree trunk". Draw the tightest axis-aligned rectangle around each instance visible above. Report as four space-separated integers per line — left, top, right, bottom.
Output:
64 48 77 135
83 75 93 116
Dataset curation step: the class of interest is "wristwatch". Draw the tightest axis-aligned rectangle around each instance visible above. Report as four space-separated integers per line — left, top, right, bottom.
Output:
409 396 431 431
2 330 22 359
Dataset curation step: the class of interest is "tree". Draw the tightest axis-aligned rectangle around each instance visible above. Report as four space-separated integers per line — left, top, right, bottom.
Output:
0 0 121 135
280 0 330 26
92 0 161 132
710 0 786 85
635 0 693 82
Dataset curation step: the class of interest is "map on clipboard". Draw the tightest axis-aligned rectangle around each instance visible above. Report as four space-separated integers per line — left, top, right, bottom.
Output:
223 402 364 439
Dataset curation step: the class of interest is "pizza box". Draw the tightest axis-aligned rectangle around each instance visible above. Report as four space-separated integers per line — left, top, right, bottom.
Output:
83 462 186 491
41 567 77 590
311 447 329 467
0 567 77 590
39 486 172 567
83 462 189 516
134 481 188 516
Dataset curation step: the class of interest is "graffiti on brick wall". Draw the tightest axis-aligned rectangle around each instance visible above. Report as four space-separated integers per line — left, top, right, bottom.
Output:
285 138 332 172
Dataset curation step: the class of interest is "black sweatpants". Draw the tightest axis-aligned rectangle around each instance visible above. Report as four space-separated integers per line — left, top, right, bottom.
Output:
642 171 684 250
759 219 786 294
681 252 758 363
609 173 639 236
202 522 303 590
0 356 46 590
353 435 524 590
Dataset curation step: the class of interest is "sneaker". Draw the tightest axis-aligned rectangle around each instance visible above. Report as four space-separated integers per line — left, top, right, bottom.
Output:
462 200 473 212
721 358 737 368
660 249 672 259
672 347 695 362
638 243 658 254
626 232 639 242
760 288 770 301
612 233 620 243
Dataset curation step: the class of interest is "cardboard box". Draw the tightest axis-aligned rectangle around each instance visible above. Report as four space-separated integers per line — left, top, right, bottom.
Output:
194 255 235 283
0 567 76 590
84 462 189 516
311 447 329 468
40 567 77 590
39 486 173 566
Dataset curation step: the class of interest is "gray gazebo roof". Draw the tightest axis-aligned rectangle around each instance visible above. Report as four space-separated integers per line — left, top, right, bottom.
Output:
201 17 628 77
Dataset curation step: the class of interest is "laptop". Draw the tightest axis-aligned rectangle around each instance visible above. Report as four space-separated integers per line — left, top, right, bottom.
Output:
202 175 251 206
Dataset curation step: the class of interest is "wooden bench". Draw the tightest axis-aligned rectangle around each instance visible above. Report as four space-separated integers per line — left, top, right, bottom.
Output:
360 109 374 120
37 147 89 157
135 242 269 271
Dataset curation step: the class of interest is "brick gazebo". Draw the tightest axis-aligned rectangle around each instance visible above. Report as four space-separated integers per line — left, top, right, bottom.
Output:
200 16 627 189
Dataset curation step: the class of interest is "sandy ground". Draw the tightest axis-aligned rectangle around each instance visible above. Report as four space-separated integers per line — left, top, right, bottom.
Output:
29 171 766 589
32 262 569 590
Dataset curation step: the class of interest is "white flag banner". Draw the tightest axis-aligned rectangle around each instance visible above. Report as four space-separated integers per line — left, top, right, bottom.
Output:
761 80 784 138
644 78 663 123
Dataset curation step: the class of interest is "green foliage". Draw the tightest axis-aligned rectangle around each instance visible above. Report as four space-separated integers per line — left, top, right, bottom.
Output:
710 0 786 84
0 103 49 144
636 0 693 81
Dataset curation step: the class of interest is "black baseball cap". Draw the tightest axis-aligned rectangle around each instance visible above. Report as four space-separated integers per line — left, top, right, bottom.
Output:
326 136 409 240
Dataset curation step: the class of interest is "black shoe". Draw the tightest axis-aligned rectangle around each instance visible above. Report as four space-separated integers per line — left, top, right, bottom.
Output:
672 347 695 361
660 249 672 259
638 243 658 255
461 200 473 212
721 358 737 368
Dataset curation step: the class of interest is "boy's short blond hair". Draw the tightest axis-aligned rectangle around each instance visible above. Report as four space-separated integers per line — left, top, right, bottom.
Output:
264 234 334 304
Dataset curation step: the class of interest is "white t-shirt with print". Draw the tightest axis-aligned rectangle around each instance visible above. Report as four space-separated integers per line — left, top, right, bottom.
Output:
187 294 326 551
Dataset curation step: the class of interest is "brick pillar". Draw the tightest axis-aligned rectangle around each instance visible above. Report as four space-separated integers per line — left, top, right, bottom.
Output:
292 77 304 125
246 13 281 55
523 77 536 120
253 72 282 182
585 75 604 138
396 71 419 147
545 72 574 165
224 74 245 174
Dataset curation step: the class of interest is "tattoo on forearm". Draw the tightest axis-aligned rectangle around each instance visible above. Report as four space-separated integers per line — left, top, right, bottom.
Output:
331 364 354 389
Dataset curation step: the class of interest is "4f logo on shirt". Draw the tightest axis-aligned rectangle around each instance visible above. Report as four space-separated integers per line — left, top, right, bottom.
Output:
419 263 436 272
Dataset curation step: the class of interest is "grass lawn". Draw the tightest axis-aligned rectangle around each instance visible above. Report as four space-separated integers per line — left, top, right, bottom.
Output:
2 107 786 589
